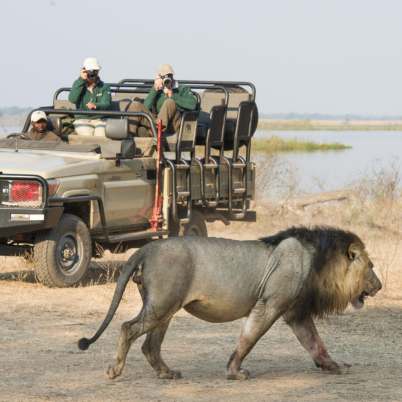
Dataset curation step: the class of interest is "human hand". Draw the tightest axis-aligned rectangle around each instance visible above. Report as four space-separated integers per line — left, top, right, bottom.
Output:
154 76 163 91
163 87 173 97
80 69 88 80
86 102 97 110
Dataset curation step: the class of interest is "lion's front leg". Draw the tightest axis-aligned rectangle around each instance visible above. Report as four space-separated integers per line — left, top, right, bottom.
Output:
227 300 281 380
286 315 347 374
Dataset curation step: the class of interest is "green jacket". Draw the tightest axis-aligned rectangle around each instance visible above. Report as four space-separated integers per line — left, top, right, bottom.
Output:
68 78 112 118
144 85 197 113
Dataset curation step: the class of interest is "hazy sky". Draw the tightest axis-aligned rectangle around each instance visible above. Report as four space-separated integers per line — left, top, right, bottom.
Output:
1 0 402 115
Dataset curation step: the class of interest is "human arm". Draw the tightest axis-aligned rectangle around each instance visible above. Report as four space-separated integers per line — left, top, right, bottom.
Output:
144 87 160 110
68 77 86 105
172 86 198 110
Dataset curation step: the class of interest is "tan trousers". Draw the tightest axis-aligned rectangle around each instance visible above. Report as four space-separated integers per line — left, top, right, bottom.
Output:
128 99 181 136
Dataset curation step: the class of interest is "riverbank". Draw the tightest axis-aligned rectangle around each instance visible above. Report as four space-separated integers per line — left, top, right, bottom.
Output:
252 135 351 153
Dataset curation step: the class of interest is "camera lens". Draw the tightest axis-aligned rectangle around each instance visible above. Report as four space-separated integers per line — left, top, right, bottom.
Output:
87 70 98 79
163 77 172 89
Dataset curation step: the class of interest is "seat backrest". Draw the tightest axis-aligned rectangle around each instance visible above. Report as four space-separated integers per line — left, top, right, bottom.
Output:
48 116 63 135
200 87 250 118
235 101 255 142
110 98 133 112
233 101 256 159
208 105 227 148
112 92 147 102
177 111 199 157
53 99 76 110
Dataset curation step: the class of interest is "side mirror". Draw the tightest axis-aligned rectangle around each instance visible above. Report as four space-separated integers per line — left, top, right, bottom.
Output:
105 118 129 140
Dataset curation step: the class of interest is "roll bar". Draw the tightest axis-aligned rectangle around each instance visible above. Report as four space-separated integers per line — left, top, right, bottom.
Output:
117 79 256 102
22 108 158 138
52 86 150 105
53 83 229 107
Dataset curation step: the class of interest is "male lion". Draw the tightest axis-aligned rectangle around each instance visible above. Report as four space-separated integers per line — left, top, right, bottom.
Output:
78 226 381 380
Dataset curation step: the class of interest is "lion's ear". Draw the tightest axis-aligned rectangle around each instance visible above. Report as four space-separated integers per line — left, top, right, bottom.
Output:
347 243 361 261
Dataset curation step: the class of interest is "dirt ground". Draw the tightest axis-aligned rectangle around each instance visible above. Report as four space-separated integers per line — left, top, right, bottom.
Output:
1 203 402 401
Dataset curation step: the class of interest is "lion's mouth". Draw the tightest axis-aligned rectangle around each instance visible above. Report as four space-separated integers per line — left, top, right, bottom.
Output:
352 291 369 309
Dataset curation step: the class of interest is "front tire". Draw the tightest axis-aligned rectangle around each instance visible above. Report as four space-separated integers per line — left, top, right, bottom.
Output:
33 213 92 287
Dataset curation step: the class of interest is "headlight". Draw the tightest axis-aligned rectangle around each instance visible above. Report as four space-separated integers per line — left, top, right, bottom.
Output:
0 180 43 208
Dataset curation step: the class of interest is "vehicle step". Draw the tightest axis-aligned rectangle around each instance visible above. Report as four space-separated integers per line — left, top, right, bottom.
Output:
232 162 246 168
105 229 167 243
176 165 189 171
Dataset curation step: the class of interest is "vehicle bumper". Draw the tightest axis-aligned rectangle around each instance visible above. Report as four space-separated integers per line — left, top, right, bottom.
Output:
0 206 63 238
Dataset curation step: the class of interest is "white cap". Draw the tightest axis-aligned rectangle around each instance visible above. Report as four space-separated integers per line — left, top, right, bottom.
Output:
31 110 48 123
158 64 174 76
83 57 101 71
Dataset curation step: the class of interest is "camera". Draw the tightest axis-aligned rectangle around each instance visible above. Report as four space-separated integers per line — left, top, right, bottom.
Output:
86 70 99 80
162 75 173 90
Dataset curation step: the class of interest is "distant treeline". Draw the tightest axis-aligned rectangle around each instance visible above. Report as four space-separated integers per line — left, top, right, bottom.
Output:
260 113 402 121
0 106 31 116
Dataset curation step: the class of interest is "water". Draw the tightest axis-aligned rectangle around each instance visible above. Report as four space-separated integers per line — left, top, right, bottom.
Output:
255 130 402 194
1 125 401 194
0 126 20 138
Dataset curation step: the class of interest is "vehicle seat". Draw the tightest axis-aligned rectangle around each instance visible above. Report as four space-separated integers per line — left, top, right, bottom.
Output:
199 87 258 150
53 99 76 110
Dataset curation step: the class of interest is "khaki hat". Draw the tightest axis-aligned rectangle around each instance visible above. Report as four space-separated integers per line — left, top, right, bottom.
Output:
158 64 174 76
31 110 48 123
83 57 101 71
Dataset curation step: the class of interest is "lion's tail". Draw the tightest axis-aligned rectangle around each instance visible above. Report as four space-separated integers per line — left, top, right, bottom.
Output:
77 248 145 351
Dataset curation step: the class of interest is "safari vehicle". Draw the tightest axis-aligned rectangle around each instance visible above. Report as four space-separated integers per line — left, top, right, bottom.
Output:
0 79 258 287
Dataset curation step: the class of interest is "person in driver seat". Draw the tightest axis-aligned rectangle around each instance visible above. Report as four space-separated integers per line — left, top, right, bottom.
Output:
129 64 197 137
20 111 60 142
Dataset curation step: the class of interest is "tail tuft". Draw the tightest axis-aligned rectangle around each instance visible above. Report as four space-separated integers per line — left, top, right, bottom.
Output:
78 337 91 351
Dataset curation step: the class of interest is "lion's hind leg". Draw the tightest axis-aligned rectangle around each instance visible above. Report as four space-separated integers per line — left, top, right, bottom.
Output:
285 315 347 374
141 319 182 379
107 302 179 380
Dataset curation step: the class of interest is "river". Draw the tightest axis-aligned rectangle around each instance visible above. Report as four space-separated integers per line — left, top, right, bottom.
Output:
255 130 402 194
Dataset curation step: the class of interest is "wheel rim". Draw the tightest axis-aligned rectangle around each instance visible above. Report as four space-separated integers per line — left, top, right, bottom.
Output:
56 233 83 275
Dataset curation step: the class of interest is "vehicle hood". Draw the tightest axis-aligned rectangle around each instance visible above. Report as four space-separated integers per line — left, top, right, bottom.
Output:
0 148 102 178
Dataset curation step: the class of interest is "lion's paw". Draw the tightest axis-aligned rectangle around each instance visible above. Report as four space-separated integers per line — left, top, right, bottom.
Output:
106 365 121 380
158 370 182 380
321 361 343 375
226 368 250 380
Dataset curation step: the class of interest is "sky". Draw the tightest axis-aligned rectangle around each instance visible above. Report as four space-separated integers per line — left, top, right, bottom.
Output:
1 0 402 115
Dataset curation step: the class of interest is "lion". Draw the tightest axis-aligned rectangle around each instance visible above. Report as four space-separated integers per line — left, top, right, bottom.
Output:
78 226 382 380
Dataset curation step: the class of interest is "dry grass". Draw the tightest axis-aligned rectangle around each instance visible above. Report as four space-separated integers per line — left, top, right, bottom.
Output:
2 160 402 294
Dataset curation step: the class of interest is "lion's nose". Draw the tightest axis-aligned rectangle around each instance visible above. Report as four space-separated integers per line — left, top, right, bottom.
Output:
371 277 382 294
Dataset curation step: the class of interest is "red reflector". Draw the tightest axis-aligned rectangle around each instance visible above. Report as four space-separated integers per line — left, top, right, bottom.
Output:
10 181 40 202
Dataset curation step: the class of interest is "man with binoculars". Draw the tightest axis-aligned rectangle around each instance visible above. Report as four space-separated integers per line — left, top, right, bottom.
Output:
68 57 112 137
129 64 197 138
